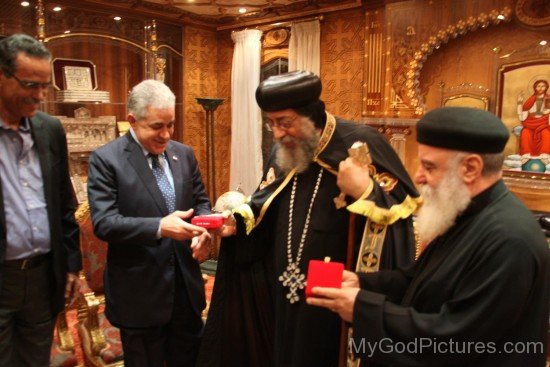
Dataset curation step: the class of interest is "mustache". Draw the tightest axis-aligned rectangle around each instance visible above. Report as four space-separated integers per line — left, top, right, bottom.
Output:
278 136 297 145
23 97 41 105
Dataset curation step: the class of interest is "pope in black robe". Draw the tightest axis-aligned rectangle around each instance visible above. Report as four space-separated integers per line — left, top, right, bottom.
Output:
198 71 420 367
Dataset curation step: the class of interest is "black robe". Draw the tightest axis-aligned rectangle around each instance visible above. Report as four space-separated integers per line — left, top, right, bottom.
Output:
353 180 550 367
198 117 419 367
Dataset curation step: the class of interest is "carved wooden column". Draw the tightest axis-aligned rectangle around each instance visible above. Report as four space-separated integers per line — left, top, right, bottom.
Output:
361 117 416 163
196 98 224 203
385 125 411 162
36 0 45 41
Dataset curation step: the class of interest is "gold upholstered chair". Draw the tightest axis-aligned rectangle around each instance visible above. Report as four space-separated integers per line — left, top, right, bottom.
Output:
74 201 124 367
49 311 82 367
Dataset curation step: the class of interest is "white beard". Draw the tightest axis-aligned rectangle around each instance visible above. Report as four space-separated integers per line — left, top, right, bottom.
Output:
276 117 320 174
416 167 471 245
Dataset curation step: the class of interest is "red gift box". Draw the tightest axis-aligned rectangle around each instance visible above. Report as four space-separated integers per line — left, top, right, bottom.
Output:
191 214 224 229
305 259 344 298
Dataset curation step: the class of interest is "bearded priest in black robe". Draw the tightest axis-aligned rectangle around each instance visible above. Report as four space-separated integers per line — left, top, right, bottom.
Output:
197 71 420 367
309 107 550 367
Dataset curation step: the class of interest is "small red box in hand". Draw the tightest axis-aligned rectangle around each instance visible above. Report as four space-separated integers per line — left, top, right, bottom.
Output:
191 214 224 229
305 258 344 298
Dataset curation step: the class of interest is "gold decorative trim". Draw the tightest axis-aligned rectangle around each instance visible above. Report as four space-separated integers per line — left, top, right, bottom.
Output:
259 167 277 190
312 113 338 175
263 28 290 47
44 33 152 54
443 94 489 109
36 0 45 42
314 159 338 176
516 0 550 27
413 218 421 260
55 312 75 352
347 195 422 225
157 44 183 57
217 3 358 31
404 7 512 115
313 112 336 159
254 168 297 231
373 172 398 193
75 200 90 225
495 58 550 116
358 179 374 200
233 203 256 235
262 49 289 64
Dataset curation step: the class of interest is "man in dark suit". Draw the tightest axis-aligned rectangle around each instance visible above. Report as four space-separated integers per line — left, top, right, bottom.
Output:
0 34 82 366
87 79 212 367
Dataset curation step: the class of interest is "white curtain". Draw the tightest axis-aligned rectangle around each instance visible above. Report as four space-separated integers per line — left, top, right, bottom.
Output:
289 20 320 75
230 29 263 196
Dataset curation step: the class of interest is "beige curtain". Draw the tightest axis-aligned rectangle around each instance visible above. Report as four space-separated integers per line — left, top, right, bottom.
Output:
289 20 320 75
229 29 263 196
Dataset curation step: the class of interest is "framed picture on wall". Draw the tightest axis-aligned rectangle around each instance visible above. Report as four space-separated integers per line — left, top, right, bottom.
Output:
496 59 550 177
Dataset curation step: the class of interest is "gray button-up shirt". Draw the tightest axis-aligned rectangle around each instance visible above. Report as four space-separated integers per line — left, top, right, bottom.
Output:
0 117 50 260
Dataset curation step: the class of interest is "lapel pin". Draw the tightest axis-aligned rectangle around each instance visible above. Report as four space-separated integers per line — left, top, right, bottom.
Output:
172 155 178 161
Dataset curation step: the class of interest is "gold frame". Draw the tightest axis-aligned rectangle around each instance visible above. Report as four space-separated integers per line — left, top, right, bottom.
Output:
495 58 550 181
442 93 489 110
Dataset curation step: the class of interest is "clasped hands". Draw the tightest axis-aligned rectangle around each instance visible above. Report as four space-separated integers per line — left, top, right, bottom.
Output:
159 208 212 263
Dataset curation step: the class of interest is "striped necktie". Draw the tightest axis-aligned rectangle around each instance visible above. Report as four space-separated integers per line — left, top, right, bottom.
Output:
149 153 176 213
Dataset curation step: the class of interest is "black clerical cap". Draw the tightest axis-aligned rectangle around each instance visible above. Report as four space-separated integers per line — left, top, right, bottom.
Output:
256 71 321 112
416 107 509 153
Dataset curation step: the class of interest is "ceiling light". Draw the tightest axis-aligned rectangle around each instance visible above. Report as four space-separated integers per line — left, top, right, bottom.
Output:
540 40 548 46
114 16 121 21
53 6 61 12
20 1 30 6
238 8 247 14
64 30 70 34
497 14 505 20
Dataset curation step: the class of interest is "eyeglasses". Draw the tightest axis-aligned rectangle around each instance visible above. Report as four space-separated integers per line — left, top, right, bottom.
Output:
6 72 52 90
266 114 298 131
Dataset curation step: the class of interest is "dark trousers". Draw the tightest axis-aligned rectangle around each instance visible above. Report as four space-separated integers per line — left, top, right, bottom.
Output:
0 258 55 367
120 262 203 367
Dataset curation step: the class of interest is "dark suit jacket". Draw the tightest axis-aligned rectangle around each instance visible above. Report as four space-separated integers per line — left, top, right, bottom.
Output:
0 111 81 315
87 132 211 327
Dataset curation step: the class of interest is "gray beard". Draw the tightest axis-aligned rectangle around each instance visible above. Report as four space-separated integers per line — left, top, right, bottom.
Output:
416 168 471 245
275 117 320 174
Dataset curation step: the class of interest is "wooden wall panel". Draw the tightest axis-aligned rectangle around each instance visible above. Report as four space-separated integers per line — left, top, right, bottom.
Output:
182 26 218 200
0 1 36 36
215 32 234 195
320 8 365 121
